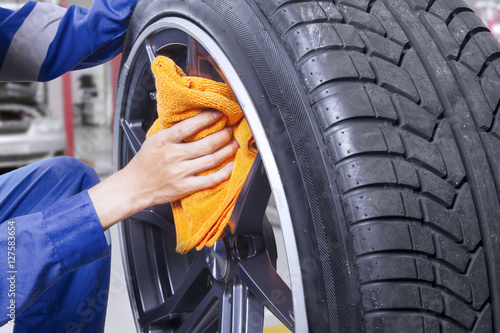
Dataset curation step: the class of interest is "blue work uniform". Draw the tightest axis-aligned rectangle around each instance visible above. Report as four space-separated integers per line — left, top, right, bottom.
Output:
0 0 137 331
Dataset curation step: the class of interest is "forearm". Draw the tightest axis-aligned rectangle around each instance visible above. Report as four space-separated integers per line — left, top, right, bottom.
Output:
88 111 236 230
88 168 151 230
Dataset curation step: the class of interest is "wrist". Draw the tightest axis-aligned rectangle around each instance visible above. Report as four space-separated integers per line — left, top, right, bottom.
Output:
88 168 152 230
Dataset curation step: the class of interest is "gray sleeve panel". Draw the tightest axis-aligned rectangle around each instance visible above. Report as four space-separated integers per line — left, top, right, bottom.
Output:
0 2 66 82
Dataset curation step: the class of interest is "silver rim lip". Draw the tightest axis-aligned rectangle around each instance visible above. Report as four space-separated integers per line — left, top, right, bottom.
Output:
114 17 308 332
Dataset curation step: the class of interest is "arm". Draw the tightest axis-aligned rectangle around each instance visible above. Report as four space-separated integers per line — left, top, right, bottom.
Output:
0 111 235 325
0 0 137 81
89 110 238 230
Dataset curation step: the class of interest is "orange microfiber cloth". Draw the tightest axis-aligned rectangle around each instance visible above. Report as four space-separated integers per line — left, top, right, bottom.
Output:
146 56 257 254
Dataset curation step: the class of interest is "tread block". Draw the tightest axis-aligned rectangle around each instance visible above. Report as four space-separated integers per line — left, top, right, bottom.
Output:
313 84 373 128
347 191 406 225
300 51 358 92
448 11 487 47
350 52 377 80
312 84 397 129
254 0 288 16
402 132 446 177
371 57 420 102
455 61 493 130
393 94 436 140
443 293 476 329
337 0 370 11
454 184 481 251
408 222 434 255
433 120 466 186
421 199 462 242
401 190 422 219
270 2 328 36
340 5 386 36
327 124 404 162
347 189 423 223
443 322 469 333
371 0 409 45
406 0 432 11
474 32 500 61
473 304 492 332
361 284 443 312
364 314 440 333
459 38 489 74
421 11 459 59
469 249 489 310
361 285 419 311
435 264 471 303
433 234 470 272
336 158 419 193
357 256 434 283
488 113 500 140
360 30 404 64
365 85 400 120
480 61 500 111
401 49 443 116
334 23 366 50
417 169 457 207
428 0 471 23
353 221 415 254
416 257 435 281
319 2 345 21
285 23 343 62
419 286 444 313
393 159 421 187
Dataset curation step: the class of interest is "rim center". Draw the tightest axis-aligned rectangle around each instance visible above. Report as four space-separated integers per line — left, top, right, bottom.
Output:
205 239 228 281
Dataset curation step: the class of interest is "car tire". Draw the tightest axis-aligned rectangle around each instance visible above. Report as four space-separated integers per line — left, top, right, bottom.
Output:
114 0 500 332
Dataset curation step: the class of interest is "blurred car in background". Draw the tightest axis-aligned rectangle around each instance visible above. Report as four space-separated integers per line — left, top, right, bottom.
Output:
0 82 66 169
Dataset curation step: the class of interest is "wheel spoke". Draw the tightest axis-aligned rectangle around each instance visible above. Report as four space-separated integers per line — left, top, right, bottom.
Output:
177 282 225 333
120 119 145 155
145 37 156 64
238 252 294 330
229 154 271 235
232 278 264 333
218 286 232 333
131 208 175 235
187 36 200 76
139 255 209 327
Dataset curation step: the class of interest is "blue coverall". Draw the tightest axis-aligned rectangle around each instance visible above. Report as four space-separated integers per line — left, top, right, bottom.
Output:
0 0 137 331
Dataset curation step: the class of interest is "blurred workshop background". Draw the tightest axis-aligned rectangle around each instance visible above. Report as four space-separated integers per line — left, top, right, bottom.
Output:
0 0 499 332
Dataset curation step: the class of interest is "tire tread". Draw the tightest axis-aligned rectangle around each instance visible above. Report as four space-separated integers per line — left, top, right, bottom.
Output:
256 0 497 331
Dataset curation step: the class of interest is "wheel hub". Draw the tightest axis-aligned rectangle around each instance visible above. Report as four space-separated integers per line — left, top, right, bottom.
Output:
205 239 228 281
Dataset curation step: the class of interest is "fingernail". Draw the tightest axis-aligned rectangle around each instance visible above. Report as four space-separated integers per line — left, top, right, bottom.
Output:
232 139 239 148
227 161 235 171
213 111 222 118
227 127 233 134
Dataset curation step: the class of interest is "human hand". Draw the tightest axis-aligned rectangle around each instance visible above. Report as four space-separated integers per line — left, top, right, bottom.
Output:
127 110 237 205
88 110 238 230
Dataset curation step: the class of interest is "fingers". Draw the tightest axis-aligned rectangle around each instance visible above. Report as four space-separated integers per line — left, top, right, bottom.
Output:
184 161 235 193
187 139 239 174
183 127 234 159
168 110 223 142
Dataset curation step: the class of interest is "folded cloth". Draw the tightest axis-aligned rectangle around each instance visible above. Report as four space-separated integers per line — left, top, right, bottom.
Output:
146 56 257 254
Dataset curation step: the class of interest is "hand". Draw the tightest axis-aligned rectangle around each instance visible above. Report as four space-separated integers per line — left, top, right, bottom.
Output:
88 110 238 230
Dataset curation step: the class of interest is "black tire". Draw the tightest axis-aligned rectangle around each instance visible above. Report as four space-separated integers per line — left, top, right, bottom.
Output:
114 0 500 332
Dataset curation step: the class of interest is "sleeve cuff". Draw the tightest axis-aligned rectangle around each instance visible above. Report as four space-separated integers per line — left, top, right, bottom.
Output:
42 191 110 273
